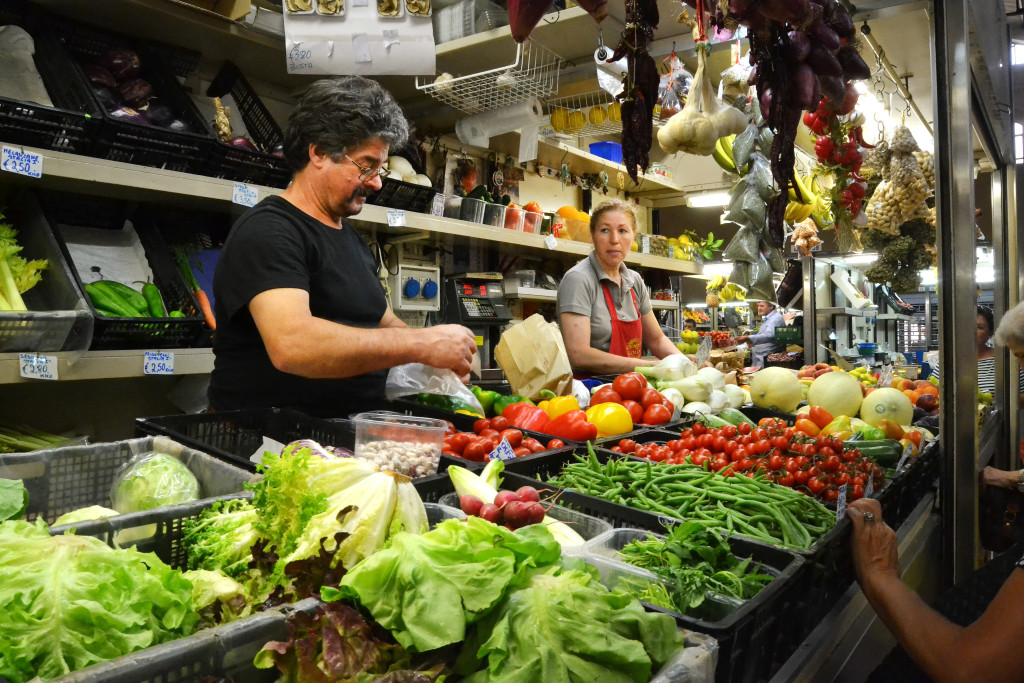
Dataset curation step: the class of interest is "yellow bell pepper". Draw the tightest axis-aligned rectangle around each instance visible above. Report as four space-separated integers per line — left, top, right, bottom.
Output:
585 402 633 438
538 395 580 420
820 415 852 437
454 409 483 418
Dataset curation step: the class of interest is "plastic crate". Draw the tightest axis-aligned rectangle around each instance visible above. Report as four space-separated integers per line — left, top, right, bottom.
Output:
740 405 796 425
876 438 938 529
368 176 439 213
774 326 803 343
0 435 255 525
589 141 623 164
432 0 507 43
52 21 214 174
42 192 208 349
0 4 100 155
204 60 292 188
583 528 803 683
0 191 93 351
136 407 464 478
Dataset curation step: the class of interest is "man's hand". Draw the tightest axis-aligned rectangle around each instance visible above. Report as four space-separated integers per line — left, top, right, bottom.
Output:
733 335 748 345
982 466 1021 491
420 324 477 377
847 498 900 588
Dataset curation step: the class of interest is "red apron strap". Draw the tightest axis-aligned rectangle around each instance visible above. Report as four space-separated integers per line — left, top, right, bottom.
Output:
602 282 643 359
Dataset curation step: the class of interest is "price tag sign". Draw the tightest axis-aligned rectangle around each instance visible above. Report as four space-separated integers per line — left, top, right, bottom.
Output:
430 193 444 216
143 351 175 375
488 437 516 461
835 483 849 523
386 209 406 227
896 443 914 472
232 183 258 207
640 234 651 254
544 234 558 250
695 334 713 367
668 245 674 259
1 145 42 178
19 353 57 380
286 42 319 73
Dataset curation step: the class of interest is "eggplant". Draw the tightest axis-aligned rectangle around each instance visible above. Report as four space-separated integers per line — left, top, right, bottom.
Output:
837 45 872 81
165 118 192 133
270 143 285 158
109 106 148 125
83 65 116 89
229 136 259 152
143 101 175 126
90 85 120 111
99 48 141 82
118 78 153 108
807 43 843 77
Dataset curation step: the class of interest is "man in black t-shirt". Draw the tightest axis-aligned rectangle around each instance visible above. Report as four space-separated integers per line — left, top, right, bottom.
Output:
209 77 475 418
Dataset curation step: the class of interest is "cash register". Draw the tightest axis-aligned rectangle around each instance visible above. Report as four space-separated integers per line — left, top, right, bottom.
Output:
443 273 512 369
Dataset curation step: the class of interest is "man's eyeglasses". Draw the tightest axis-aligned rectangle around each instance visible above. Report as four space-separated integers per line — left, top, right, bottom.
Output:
344 154 390 182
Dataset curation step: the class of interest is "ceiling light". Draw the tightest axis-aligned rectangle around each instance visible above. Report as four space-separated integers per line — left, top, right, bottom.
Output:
703 262 733 277
686 191 731 208
843 253 879 265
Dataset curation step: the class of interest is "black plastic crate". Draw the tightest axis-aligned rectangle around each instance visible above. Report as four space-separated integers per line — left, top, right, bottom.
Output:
876 438 938 529
43 192 207 349
740 405 796 425
204 61 291 188
52 21 214 174
0 191 93 351
0 2 100 155
136 407 464 478
368 177 439 213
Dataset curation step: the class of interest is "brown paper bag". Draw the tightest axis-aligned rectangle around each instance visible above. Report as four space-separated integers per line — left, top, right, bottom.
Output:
494 314 573 400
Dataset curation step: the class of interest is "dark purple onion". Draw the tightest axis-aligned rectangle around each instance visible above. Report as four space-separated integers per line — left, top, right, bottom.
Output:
229 136 259 152
837 46 871 80
83 64 116 89
143 101 174 126
118 78 153 108
807 43 843 77
818 74 845 102
827 8 854 38
98 48 141 82
790 64 817 109
760 87 773 120
808 21 840 53
787 30 811 63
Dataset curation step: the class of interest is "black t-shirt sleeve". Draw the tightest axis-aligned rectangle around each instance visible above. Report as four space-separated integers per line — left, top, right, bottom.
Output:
215 210 314 322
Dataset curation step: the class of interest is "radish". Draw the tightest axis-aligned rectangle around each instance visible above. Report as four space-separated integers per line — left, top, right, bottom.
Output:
478 503 501 524
460 495 484 516
493 490 518 508
503 501 531 529
526 502 546 525
516 486 540 503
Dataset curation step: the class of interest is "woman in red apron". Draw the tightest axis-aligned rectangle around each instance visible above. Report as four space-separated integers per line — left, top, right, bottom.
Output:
556 200 683 378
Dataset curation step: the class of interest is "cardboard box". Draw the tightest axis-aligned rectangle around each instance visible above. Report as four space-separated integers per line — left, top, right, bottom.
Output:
173 0 252 21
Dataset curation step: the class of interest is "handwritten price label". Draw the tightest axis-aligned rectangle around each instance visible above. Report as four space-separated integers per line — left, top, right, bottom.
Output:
835 483 849 523
386 209 406 227
287 44 316 73
143 351 175 375
232 183 258 207
488 437 516 461
1 145 42 178
544 234 558 250
430 193 445 217
19 353 57 380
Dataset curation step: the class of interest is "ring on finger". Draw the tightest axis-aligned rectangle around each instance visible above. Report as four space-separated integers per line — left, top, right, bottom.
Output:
862 511 875 523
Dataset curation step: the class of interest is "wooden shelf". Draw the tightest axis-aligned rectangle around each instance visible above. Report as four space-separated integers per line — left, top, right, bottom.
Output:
651 300 680 310
817 307 872 317
877 313 912 321
0 348 214 385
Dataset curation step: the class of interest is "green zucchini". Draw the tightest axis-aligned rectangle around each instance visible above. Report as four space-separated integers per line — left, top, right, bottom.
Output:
719 408 756 427
851 439 903 468
698 414 732 429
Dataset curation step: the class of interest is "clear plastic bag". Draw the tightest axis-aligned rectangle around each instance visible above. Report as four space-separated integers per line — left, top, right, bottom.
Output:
729 260 753 291
748 254 777 303
385 362 484 415
722 225 760 263
110 451 200 514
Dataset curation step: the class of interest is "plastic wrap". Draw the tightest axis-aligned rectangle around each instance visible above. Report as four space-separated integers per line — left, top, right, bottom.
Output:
729 260 753 291
722 225 760 263
109 451 200 514
385 362 484 415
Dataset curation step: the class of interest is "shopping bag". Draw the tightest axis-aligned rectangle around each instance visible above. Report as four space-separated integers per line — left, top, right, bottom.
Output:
493 314 573 400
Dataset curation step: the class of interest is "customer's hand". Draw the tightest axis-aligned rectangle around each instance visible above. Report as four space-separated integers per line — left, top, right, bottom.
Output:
848 498 900 587
420 324 477 377
982 466 1018 490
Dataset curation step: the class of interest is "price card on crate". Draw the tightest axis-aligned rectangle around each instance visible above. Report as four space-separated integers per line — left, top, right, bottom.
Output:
835 483 849 523
544 234 558 249
1 145 42 178
488 437 516 461
19 353 57 380
695 334 713 368
430 194 445 216
865 470 875 498
143 351 175 375
386 209 406 227
232 183 259 207
896 443 914 472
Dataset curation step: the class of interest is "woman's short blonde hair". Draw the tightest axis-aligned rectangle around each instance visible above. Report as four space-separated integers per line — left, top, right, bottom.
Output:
590 199 637 234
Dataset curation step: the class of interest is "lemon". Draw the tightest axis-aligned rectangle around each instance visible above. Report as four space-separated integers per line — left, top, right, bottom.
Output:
588 105 608 125
550 107 570 133
608 101 621 122
567 110 586 132
630 240 639 251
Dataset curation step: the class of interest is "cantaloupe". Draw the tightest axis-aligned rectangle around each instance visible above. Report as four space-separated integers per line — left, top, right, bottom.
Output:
749 366 803 413
807 371 864 419
860 388 914 427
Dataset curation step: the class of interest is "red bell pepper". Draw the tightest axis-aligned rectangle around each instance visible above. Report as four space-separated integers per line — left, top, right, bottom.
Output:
546 409 598 442
503 402 552 433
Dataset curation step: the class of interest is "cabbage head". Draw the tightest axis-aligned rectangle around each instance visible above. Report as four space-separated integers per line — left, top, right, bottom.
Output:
110 451 200 513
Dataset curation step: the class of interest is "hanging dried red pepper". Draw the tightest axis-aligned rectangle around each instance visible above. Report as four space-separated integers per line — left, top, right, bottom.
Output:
609 0 659 183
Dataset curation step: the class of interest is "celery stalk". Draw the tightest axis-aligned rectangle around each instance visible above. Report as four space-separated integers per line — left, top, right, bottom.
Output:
0 252 26 311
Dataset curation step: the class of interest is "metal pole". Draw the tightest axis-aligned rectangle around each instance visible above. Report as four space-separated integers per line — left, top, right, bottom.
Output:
991 169 1011 471
802 256 817 364
931 0 979 584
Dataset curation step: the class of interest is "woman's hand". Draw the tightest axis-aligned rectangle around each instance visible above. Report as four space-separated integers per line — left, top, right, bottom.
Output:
982 466 1020 490
847 498 900 589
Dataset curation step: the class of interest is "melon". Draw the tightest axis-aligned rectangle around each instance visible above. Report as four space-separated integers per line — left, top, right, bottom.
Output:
807 371 864 419
859 388 914 427
748 367 803 413
386 156 415 177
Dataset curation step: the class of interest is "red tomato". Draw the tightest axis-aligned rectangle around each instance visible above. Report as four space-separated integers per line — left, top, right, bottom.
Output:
850 484 865 500
807 477 828 495
738 422 752 435
833 472 850 487
640 387 664 409
547 439 565 449
768 454 784 471
473 418 491 434
691 453 710 467
449 432 471 454
619 438 638 454
478 428 501 440
489 416 509 432
613 373 645 401
778 473 795 487
522 437 545 453
621 400 645 423
463 440 489 462
611 446 624 453
808 406 833 430
824 488 840 503
443 420 457 436
772 436 790 451
721 425 738 439
513 447 532 457
712 435 728 453
591 387 623 405
500 429 523 448
785 457 800 473
628 371 648 388
667 439 683 452
822 455 842 473
794 470 811 485
693 422 707 436
819 446 836 460
643 403 672 425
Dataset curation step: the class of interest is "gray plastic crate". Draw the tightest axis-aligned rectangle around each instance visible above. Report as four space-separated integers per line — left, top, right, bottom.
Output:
0 435 257 524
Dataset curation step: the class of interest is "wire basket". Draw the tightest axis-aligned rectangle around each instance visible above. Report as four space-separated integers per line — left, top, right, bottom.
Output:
416 40 562 114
